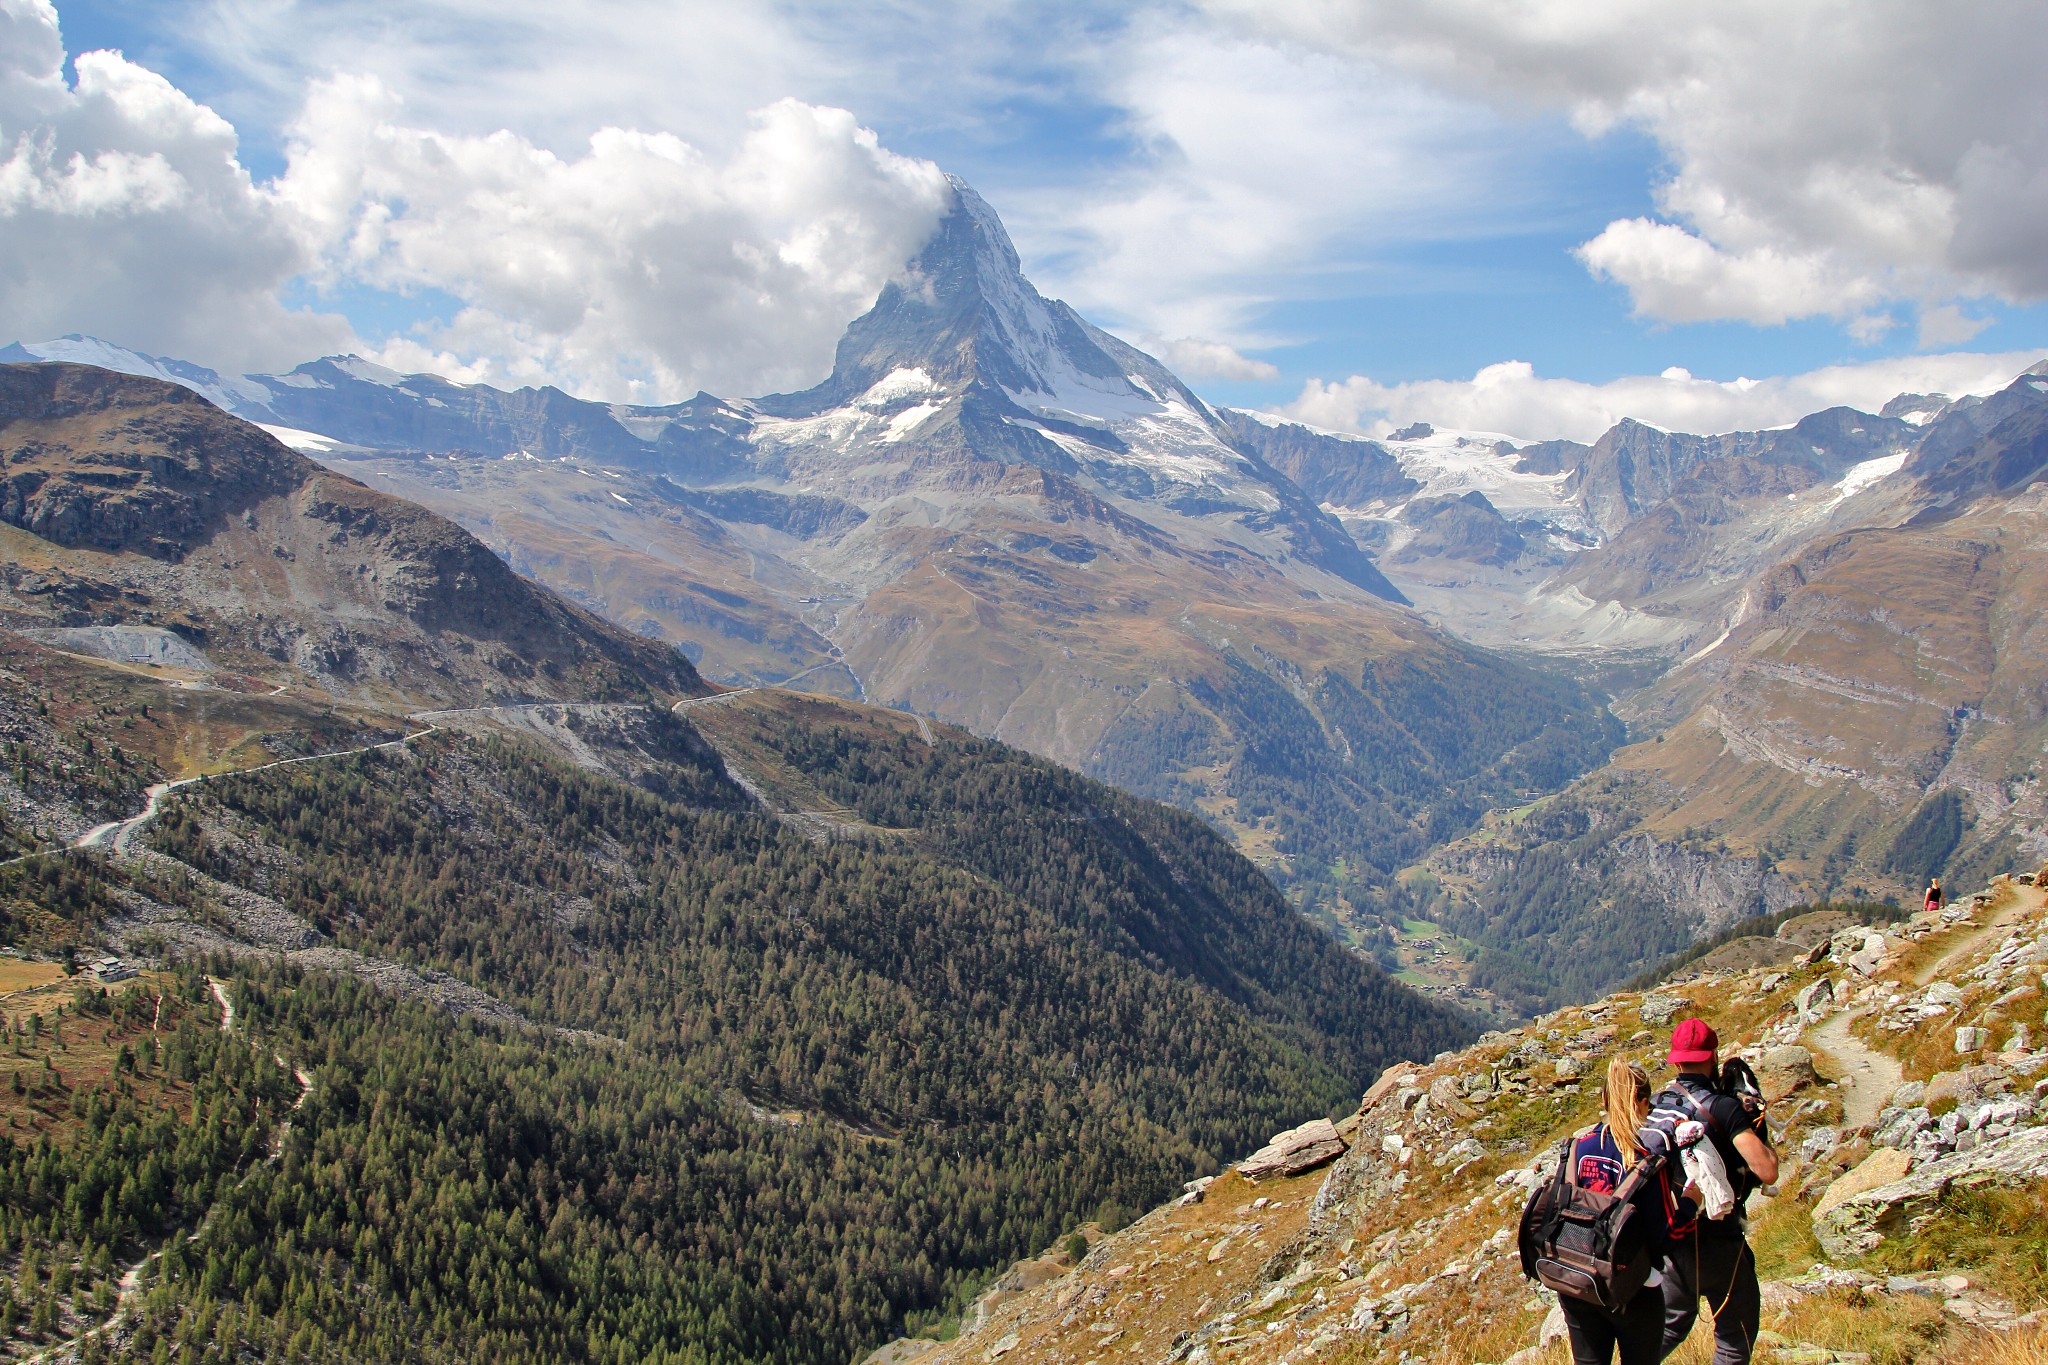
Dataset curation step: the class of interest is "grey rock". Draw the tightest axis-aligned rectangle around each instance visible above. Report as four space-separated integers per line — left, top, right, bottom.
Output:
1890 1081 1928 1108
1873 1107 1932 1150
1796 978 1835 1023
1814 1126 2048 1260
1436 1138 1487 1168
1240 1118 1348 1182
1846 931 1890 977
1922 982 1965 1009
1799 1126 1842 1163
1640 995 1683 1026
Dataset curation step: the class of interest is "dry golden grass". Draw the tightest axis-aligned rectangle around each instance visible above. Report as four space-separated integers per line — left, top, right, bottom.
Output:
1 977 210 1147
0 960 66 995
1934 1325 2048 1364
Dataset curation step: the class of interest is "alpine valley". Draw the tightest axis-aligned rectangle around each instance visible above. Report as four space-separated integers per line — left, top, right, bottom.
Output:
10 178 2048 1018
5 163 2048 1365
0 361 1467 1365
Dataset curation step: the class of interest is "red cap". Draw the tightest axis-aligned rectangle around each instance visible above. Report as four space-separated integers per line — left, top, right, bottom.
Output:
1668 1018 1719 1065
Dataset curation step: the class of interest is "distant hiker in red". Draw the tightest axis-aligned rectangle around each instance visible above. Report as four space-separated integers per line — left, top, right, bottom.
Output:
1655 1019 1777 1364
1924 877 1944 915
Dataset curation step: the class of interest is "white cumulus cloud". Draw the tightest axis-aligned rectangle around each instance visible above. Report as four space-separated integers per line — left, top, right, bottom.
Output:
1144 335 1279 382
0 0 350 371
1285 350 2048 445
279 79 951 402
1 1 954 400
1199 0 2048 339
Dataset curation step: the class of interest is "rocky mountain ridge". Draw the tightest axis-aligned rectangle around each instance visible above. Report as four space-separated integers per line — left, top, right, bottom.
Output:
0 362 705 710
12 209 2048 1011
875 868 2048 1365
3 185 1624 931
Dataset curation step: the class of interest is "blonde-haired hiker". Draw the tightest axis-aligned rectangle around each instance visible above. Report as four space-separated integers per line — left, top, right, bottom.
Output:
1555 1058 1685 1365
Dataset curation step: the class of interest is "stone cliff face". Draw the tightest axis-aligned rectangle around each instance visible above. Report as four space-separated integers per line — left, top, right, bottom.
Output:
0 363 707 708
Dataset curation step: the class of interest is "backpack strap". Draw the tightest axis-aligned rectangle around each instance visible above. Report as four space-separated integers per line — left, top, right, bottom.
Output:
1537 1135 1578 1242
1676 1085 1722 1133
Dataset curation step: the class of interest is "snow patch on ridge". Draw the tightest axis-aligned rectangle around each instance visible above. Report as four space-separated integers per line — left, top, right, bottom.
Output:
331 356 409 388
257 423 360 454
1826 451 1910 509
880 403 942 442
856 367 938 407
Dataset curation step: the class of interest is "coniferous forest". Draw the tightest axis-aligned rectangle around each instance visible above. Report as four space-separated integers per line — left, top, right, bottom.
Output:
0 697 1467 1364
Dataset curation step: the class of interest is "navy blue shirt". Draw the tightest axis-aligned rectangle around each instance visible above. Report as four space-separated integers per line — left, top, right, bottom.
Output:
1570 1123 1683 1257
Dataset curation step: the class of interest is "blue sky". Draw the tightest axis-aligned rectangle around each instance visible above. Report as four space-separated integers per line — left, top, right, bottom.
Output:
7 0 2048 439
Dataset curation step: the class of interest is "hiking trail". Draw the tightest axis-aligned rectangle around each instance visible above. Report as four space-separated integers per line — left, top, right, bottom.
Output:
1807 1008 1902 1131
1915 883 2048 986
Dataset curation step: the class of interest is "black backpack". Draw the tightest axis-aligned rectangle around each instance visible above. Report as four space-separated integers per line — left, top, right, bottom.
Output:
1645 1068 1765 1211
1518 1132 1665 1313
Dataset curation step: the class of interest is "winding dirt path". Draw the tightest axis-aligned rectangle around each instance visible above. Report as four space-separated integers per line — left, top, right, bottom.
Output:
671 686 762 715
1807 1007 1903 1131
6 723 442 870
1914 884 2047 986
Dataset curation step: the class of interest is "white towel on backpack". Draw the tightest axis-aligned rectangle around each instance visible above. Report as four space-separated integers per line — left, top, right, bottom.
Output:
1673 1118 1736 1220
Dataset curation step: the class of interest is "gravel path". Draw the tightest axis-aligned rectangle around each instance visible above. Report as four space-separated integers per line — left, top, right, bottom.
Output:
1807 1007 1903 1131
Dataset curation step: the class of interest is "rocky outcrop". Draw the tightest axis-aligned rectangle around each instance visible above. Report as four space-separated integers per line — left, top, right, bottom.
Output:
1239 1119 1348 1182
1814 1127 2048 1260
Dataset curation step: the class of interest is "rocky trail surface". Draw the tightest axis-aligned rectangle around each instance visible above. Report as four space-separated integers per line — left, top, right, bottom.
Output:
873 869 2048 1365
1808 1008 1904 1132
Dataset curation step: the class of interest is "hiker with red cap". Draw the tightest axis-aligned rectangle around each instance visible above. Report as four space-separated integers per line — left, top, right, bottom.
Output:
1649 1018 1778 1363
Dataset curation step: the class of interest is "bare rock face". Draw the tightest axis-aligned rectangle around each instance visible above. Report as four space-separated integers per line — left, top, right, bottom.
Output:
1813 1128 2048 1260
1239 1118 1349 1182
0 363 705 707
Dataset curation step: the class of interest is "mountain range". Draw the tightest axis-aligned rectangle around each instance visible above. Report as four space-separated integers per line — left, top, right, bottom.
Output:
9 177 2048 1007
0 356 1468 1364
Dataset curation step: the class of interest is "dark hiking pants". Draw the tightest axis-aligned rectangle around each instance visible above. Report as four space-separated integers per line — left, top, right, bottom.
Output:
1661 1232 1760 1363
1560 1285 1664 1365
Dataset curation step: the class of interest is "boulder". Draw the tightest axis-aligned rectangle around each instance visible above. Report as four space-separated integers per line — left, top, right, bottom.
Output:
1577 1025 1619 1052
1814 1127 2048 1261
1956 1026 1990 1054
1754 1045 1820 1101
1846 932 1890 977
1872 1107 1932 1150
1813 1148 1914 1227
1430 1073 1479 1118
1362 1064 1417 1110
1924 1066 2008 1109
1435 1138 1487 1168
1920 982 1964 1010
1798 1126 1842 1163
1778 910 1858 948
1640 995 1683 1026
1890 1081 1928 1108
1796 978 1835 1023
1240 1118 1349 1182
